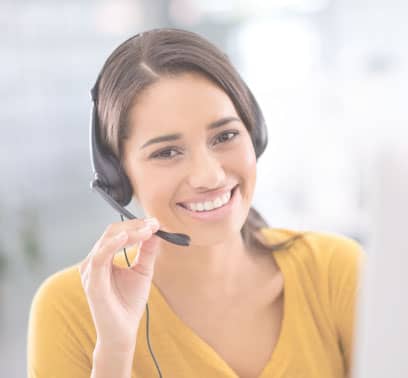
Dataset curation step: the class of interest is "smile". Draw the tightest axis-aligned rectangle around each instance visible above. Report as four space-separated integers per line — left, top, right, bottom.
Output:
177 185 237 213
177 185 238 220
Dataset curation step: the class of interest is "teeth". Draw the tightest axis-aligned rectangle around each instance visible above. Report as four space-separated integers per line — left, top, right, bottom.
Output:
184 190 232 212
214 198 222 207
204 201 212 211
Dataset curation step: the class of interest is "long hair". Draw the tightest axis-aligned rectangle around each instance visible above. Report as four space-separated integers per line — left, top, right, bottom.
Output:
94 28 304 253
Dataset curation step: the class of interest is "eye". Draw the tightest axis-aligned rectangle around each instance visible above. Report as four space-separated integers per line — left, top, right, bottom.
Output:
150 147 182 160
213 130 240 145
148 131 239 160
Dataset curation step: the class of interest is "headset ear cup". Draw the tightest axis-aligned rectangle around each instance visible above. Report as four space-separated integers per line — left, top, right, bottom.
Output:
98 153 133 207
90 100 133 206
119 170 133 207
109 156 133 207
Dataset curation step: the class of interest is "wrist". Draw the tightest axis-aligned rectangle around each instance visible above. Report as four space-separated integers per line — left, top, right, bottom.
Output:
94 337 136 357
92 340 136 378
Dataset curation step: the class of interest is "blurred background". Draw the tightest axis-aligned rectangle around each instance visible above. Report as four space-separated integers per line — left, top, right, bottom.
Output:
0 0 407 376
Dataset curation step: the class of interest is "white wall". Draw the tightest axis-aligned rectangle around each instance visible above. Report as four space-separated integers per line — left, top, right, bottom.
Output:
352 143 408 378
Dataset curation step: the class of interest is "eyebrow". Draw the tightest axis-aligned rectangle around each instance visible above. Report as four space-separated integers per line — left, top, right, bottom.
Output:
140 116 241 149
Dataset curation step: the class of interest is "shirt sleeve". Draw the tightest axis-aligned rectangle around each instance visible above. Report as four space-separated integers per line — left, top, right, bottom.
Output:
327 235 367 375
27 269 93 378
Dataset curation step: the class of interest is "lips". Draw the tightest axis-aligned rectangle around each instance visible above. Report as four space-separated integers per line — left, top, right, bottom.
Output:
177 184 238 209
176 184 239 221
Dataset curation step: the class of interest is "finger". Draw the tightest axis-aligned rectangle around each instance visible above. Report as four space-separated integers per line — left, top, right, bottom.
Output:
91 229 141 268
130 235 161 278
100 217 159 241
93 221 162 268
80 218 160 274
121 219 160 249
79 233 117 277
78 237 105 276
94 218 157 256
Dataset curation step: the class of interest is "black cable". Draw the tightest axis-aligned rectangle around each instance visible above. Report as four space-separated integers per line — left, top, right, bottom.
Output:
145 299 163 378
119 214 163 377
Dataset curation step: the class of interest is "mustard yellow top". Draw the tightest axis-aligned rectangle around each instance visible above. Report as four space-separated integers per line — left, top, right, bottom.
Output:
27 228 366 378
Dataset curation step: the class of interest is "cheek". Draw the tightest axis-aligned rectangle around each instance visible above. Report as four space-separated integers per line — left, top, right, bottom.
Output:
242 145 257 192
234 137 257 201
227 136 257 181
130 165 179 216
242 143 257 172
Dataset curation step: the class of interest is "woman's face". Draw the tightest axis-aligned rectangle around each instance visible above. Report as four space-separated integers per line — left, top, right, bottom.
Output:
123 73 257 246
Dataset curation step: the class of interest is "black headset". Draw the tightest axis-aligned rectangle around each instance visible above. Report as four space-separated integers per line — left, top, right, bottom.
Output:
89 29 268 247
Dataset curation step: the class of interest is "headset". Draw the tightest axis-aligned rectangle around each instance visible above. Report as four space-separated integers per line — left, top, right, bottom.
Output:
88 28 268 376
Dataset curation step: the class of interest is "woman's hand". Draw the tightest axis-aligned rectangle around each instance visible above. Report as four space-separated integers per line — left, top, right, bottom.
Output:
78 217 161 350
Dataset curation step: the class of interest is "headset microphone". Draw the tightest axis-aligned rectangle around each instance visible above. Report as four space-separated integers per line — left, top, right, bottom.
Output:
90 180 190 246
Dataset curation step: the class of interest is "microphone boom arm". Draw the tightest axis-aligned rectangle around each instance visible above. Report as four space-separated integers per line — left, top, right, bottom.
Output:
91 180 190 247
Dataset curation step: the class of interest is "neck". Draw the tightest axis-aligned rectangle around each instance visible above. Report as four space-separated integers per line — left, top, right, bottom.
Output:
153 232 258 297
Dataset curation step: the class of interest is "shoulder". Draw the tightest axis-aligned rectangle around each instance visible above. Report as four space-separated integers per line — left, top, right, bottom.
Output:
31 246 138 312
29 246 139 324
28 262 93 343
301 229 366 280
259 227 367 284
260 226 365 262
31 263 86 313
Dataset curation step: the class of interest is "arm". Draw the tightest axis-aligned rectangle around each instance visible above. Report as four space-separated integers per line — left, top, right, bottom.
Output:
91 341 136 378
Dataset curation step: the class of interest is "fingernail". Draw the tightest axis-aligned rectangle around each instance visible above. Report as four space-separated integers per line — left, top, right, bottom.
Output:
144 217 159 229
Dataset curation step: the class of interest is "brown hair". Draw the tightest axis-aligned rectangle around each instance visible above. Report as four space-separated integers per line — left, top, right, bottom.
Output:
94 28 304 253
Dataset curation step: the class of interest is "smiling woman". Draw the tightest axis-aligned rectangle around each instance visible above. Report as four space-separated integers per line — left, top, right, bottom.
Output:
92 29 294 252
27 28 366 378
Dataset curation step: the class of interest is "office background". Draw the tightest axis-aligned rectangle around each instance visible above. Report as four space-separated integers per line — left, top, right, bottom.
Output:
0 0 407 376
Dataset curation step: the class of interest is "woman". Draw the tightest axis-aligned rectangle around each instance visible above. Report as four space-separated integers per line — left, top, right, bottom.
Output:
27 28 365 378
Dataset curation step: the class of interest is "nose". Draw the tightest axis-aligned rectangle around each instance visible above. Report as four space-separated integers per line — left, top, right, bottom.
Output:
187 149 226 190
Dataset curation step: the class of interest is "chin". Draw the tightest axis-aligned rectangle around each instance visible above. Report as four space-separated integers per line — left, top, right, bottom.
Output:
186 221 245 247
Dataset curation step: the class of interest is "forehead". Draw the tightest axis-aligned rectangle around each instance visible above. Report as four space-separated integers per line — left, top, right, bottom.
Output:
128 73 239 141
